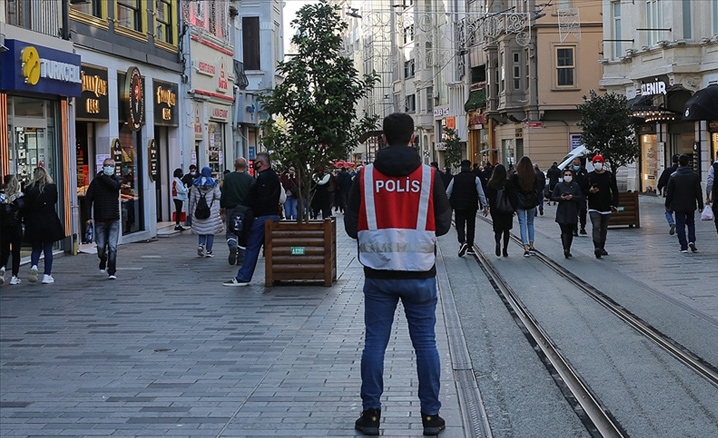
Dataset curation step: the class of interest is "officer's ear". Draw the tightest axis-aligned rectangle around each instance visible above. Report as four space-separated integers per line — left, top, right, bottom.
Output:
382 134 389 145
409 134 416 147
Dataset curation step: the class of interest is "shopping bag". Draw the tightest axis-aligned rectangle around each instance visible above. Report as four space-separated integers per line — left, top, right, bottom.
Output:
700 205 714 221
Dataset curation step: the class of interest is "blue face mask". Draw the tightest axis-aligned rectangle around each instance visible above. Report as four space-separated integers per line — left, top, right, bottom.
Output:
573 165 581 171
103 166 115 176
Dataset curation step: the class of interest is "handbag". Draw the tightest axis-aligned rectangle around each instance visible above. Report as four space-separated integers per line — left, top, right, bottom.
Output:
701 205 714 221
515 190 539 210
495 189 514 213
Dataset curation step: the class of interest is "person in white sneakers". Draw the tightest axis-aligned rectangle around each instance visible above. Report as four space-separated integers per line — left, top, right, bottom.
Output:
0 174 25 285
22 167 66 284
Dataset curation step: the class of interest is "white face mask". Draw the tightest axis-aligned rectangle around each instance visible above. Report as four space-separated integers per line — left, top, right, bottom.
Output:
563 176 573 183
593 163 603 171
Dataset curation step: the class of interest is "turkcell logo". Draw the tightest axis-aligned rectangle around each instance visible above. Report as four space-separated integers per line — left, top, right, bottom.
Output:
21 46 82 86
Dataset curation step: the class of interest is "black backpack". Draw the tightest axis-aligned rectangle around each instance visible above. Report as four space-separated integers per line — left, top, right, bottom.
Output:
194 191 212 220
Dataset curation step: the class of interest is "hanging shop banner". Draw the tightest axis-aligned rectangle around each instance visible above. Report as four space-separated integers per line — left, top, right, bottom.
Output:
153 80 178 126
0 39 82 97
77 65 109 121
112 138 123 174
119 67 145 131
147 139 159 182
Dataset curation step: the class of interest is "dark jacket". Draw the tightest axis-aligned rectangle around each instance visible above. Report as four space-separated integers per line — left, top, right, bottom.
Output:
551 181 583 224
242 168 281 217
447 169 485 210
535 168 546 194
546 165 561 188
22 183 66 244
485 179 516 232
570 165 590 195
657 164 678 195
665 166 703 213
220 171 253 209
336 169 353 193
86 172 121 221
586 171 619 212
509 172 540 210
344 145 452 280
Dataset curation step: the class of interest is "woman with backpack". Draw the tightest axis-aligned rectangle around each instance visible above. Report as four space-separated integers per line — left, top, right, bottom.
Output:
0 175 25 285
509 156 542 257
485 164 516 257
188 166 223 257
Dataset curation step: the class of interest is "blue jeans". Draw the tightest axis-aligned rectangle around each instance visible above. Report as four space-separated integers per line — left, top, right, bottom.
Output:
95 220 120 275
234 215 279 282
674 210 696 250
198 234 214 251
361 277 441 415
664 207 674 226
516 208 536 246
284 197 298 220
30 242 53 275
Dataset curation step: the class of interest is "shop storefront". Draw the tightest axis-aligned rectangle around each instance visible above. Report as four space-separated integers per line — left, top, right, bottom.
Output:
152 79 178 223
0 38 82 250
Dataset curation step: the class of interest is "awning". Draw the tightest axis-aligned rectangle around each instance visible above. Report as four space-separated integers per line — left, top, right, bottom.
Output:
682 84 718 121
626 94 654 109
464 89 486 112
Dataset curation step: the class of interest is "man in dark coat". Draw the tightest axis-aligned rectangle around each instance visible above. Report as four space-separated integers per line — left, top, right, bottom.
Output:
534 163 546 216
546 162 561 205
657 154 679 235
446 159 488 257
335 167 353 214
86 158 122 279
665 154 703 253
568 157 590 235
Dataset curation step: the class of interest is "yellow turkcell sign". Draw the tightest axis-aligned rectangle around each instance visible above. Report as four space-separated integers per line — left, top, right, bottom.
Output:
21 46 41 85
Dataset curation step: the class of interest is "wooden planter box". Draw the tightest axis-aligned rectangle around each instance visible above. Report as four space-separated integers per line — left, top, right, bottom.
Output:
608 191 640 228
264 217 337 287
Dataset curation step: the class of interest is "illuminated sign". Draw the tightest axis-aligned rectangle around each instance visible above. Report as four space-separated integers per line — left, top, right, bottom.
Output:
0 40 82 96
153 80 178 126
77 65 109 121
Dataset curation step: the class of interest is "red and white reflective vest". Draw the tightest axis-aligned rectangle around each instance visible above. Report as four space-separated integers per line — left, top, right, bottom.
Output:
357 163 437 271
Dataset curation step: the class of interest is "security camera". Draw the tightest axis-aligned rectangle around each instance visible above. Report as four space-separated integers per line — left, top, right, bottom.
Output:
0 45 9 53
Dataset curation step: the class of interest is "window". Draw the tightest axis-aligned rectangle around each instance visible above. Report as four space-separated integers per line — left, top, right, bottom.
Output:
646 0 662 46
612 1 622 58
404 24 414 44
243 17 261 70
556 47 575 87
682 0 691 39
426 87 434 112
558 0 571 8
405 94 416 113
404 59 415 78
70 0 104 19
470 66 486 84
155 0 175 44
6 0 31 27
714 0 718 35
513 52 521 90
500 61 505 93
117 0 143 32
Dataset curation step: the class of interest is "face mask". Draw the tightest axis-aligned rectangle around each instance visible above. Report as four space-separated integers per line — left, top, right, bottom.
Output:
594 163 603 171
103 166 114 176
563 176 573 183
253 162 262 170
573 165 581 171
190 171 197 176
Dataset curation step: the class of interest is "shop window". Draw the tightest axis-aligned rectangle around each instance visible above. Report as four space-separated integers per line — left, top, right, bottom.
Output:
118 125 144 235
208 122 224 178
555 47 575 87
243 17 260 70
612 1 622 59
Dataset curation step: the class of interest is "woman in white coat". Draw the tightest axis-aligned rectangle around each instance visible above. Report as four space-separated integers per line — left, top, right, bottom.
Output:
188 167 224 257
171 168 189 231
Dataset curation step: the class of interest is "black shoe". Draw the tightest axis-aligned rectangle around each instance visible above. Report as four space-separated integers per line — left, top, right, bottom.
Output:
458 243 468 257
422 412 446 436
689 242 697 252
573 230 578 237
228 247 238 265
594 248 602 259
174 225 185 231
466 247 475 255
355 409 380 436
503 248 509 257
495 243 501 257
580 228 587 235
601 249 608 256
539 207 544 216
564 250 570 258
669 224 676 235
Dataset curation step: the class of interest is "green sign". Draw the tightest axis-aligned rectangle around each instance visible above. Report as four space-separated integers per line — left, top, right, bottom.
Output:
290 246 306 255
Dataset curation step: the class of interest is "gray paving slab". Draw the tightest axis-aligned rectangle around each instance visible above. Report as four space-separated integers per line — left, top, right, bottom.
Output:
0 216 466 437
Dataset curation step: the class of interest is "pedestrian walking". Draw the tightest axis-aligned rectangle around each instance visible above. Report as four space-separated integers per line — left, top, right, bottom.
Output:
551 168 583 258
344 112 452 436
181 164 198 226
335 166 353 214
220 158 254 265
446 159 488 257
311 167 332 219
534 163 546 216
21 167 66 284
485 164 516 257
510 156 541 257
586 155 619 259
86 158 122 279
188 167 223 258
171 168 189 231
706 150 718 235
657 154 680 235
223 152 281 287
0 175 25 285
546 162 561 205
569 157 590 235
280 165 300 220
665 154 703 253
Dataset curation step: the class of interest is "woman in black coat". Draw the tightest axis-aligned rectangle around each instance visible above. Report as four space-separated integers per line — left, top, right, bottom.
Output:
22 167 66 284
485 164 516 257
551 168 583 258
0 174 25 285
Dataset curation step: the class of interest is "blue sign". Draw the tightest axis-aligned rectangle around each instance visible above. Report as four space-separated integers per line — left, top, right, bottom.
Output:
0 39 82 97
248 146 256 159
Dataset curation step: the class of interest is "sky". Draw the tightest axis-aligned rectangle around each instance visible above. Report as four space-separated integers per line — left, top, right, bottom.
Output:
282 0 319 49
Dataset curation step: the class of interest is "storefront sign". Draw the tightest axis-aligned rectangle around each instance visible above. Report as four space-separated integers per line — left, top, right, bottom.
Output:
194 103 203 139
570 134 583 150
445 117 456 129
77 65 109 121
112 139 123 174
640 80 667 96
153 80 178 126
468 112 487 128
527 122 542 129
434 107 449 118
119 67 145 131
0 40 82 97
209 104 230 122
147 139 158 182
216 56 229 93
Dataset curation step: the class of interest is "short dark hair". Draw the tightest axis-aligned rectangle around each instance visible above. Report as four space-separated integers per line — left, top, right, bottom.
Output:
173 168 183 178
679 154 689 166
383 112 414 146
189 164 197 171
672 154 680 164
461 159 471 169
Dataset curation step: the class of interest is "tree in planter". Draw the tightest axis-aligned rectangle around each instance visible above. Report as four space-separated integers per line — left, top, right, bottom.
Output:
258 1 379 222
442 126 463 172
576 90 639 185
